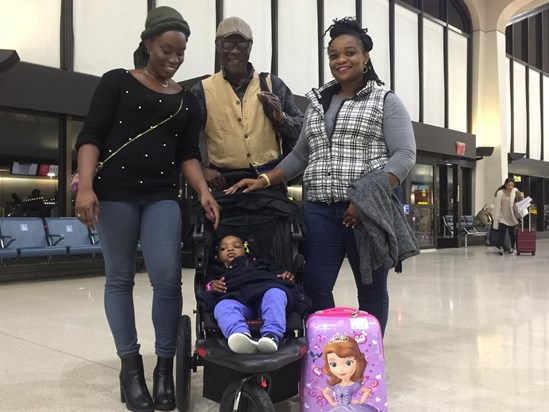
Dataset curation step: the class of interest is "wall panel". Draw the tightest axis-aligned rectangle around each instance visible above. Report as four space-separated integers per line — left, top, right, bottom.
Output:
506 58 512 153
512 62 527 154
322 0 356 84
74 0 147 76
423 19 445 127
277 0 319 96
157 0 216 81
0 0 61 68
447 30 468 132
361 0 390 86
528 69 541 160
542 75 549 162
223 0 272 73
394 5 420 121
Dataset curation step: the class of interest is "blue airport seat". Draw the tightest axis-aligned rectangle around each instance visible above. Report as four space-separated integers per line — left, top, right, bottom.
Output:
44 217 102 257
0 217 67 261
0 242 18 263
442 215 454 237
443 214 487 247
0 221 18 261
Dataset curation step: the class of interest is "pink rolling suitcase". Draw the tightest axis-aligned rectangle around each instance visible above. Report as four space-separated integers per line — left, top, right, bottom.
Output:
300 307 388 411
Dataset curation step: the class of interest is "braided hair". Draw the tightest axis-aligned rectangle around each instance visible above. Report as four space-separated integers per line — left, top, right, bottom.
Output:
324 17 384 86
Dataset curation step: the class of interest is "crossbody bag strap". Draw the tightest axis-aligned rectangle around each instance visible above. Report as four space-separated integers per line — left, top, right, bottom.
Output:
96 97 184 171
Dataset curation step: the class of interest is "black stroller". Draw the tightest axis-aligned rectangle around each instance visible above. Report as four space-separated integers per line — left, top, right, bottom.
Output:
175 186 308 411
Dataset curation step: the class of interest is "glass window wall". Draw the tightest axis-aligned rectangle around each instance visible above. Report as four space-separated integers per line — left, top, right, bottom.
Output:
0 110 60 217
409 163 435 247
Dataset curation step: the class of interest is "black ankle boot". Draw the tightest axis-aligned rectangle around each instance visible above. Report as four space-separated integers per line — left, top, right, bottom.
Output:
153 356 176 411
119 354 154 412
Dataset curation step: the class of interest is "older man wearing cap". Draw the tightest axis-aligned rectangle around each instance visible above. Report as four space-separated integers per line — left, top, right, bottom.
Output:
191 16 303 189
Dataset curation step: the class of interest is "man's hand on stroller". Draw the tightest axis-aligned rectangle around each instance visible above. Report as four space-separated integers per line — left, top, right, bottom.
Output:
277 271 295 283
203 167 226 190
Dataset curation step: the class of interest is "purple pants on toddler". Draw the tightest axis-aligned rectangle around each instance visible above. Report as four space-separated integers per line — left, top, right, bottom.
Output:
213 288 287 340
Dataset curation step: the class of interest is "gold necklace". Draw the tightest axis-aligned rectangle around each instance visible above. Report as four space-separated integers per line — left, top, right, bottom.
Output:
144 69 169 88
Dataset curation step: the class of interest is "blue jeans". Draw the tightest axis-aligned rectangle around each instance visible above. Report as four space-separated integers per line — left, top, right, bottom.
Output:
214 288 287 340
303 201 389 334
96 200 182 358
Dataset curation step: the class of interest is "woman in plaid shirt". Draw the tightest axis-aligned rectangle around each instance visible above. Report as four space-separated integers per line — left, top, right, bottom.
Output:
226 17 416 336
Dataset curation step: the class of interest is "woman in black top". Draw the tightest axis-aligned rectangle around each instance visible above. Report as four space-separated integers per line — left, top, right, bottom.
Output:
75 7 219 412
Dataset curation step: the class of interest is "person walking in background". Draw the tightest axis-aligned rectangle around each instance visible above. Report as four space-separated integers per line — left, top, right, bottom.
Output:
191 16 303 189
474 203 494 245
225 17 418 336
74 7 219 412
492 178 524 255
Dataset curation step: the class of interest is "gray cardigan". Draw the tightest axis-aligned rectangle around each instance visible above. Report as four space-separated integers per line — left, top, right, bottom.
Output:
347 170 420 285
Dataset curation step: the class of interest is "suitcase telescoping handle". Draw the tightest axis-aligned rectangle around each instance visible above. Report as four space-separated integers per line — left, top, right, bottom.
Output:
317 307 363 318
521 206 531 232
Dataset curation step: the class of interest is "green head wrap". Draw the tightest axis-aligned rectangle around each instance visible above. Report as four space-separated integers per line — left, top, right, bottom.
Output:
141 6 190 40
134 6 191 69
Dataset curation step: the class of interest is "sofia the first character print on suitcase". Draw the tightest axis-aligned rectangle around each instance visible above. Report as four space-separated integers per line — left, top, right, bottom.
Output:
301 307 387 411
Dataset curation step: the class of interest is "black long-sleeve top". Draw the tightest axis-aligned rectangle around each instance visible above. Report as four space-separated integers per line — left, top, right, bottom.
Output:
75 69 201 201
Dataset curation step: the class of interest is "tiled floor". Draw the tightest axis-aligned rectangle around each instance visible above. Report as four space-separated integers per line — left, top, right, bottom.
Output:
1 240 548 411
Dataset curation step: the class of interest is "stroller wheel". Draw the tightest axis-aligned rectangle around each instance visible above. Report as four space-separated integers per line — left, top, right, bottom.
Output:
175 315 192 411
219 379 275 412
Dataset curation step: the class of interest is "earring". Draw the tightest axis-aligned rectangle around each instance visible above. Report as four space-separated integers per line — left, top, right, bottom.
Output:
146 49 150 55
362 62 369 73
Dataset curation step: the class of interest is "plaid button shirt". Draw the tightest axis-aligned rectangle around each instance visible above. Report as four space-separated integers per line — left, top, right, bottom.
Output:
303 79 390 202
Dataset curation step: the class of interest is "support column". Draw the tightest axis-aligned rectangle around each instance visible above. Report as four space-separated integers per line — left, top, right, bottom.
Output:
471 28 509 211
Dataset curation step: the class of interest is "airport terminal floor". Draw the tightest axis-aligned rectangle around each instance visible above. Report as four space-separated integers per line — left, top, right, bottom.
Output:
1 239 548 411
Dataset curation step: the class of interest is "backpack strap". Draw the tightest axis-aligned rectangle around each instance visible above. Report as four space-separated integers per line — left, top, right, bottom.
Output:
259 72 297 162
258 72 274 122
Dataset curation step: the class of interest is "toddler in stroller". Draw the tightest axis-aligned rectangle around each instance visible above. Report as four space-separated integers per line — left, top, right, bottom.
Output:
175 187 310 411
198 234 309 354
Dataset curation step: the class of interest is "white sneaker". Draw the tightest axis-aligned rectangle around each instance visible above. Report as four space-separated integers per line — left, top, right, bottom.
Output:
257 334 279 353
228 332 258 354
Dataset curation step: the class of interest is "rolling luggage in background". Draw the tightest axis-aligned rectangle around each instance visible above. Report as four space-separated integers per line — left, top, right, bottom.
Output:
516 208 536 255
301 307 387 412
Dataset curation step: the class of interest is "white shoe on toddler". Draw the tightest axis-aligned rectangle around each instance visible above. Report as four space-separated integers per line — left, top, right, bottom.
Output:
228 332 258 354
257 333 279 353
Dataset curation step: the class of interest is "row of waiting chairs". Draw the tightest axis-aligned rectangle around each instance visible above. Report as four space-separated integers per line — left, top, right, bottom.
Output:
0 217 102 265
442 215 488 247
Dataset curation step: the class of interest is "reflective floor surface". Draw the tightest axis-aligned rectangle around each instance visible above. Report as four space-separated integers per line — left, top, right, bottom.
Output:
1 239 548 411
